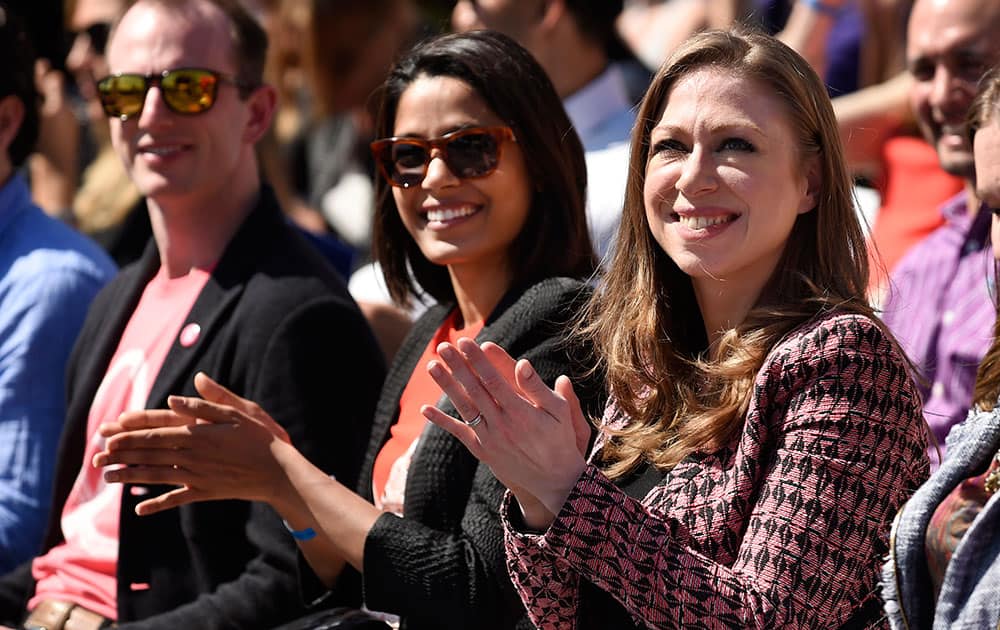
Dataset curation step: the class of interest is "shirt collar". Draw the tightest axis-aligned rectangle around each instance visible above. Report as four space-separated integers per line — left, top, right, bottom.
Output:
0 173 31 237
940 191 972 224
563 63 631 146
940 190 992 246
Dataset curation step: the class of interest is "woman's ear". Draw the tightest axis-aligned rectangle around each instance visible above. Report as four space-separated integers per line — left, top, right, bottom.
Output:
797 155 821 215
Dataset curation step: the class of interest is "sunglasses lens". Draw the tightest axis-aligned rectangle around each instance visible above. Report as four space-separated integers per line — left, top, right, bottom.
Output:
446 132 500 178
372 128 508 187
161 69 219 114
97 74 147 118
387 143 430 188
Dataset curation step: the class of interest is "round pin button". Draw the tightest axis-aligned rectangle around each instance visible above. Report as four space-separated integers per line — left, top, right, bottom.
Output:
180 323 201 347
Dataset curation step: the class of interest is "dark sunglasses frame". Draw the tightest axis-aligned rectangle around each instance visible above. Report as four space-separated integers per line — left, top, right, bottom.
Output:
95 67 255 121
370 126 516 188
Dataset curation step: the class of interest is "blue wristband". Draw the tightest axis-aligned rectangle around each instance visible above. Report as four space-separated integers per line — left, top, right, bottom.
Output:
283 519 317 541
800 0 844 17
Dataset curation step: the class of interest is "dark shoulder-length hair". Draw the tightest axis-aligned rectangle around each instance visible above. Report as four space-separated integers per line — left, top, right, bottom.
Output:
371 30 597 305
587 26 878 477
968 65 1000 411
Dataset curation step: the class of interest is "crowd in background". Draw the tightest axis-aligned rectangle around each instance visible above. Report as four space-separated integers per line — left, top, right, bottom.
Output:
1 0 1000 628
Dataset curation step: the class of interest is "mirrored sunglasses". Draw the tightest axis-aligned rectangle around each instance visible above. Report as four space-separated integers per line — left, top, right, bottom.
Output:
370 126 516 188
95 67 253 121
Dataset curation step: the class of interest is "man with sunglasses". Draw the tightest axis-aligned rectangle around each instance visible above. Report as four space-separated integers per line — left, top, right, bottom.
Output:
66 1 113 134
0 0 385 628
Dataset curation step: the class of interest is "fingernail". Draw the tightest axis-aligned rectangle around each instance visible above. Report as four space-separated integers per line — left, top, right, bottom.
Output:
521 363 534 379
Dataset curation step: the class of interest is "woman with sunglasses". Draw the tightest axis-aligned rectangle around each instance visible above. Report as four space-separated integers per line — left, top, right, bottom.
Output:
93 30 604 629
424 28 930 628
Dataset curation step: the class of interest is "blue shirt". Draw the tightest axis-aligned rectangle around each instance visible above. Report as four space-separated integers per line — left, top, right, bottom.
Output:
0 174 116 572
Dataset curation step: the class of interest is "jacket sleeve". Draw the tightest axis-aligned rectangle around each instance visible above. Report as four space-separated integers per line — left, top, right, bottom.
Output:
504 315 929 629
118 296 384 630
359 284 604 630
361 461 521 630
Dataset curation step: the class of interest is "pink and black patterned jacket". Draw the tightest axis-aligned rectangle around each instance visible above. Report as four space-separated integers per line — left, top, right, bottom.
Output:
503 312 930 629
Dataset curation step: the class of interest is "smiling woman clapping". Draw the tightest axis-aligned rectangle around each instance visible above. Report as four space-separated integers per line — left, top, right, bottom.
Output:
424 27 931 629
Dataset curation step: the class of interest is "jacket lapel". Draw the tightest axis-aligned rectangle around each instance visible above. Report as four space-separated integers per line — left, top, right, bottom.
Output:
143 189 279 409
142 273 244 409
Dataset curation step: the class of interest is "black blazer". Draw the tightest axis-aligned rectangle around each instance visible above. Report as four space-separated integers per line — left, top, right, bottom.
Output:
0 188 386 629
321 277 606 630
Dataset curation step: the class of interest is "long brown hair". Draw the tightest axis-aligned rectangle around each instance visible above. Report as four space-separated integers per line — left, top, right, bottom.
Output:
968 65 1000 411
586 27 876 478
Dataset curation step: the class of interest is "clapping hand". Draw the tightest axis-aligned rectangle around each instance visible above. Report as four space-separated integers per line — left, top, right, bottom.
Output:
421 339 590 530
94 373 293 515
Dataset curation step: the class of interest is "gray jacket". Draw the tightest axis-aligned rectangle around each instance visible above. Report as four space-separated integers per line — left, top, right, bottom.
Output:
882 404 1000 629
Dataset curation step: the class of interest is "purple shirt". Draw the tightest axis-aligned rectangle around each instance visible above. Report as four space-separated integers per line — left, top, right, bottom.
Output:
881 192 995 469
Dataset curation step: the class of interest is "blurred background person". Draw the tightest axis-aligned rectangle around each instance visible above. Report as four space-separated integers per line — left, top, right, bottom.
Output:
879 0 1000 469
882 63 1000 629
288 0 424 252
56 0 146 266
260 0 431 360
0 1 115 574
451 0 642 264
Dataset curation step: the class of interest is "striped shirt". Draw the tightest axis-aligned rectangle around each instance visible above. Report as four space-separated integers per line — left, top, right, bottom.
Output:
881 192 995 469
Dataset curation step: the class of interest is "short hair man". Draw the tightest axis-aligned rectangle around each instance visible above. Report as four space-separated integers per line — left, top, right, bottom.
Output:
0 0 385 627
0 3 116 574
451 0 638 262
880 0 1000 467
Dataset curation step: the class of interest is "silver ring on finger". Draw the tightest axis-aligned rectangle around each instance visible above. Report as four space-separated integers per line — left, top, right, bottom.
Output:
465 412 484 428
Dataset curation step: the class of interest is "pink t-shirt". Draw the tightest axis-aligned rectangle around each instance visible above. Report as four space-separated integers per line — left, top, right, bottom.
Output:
30 267 211 620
